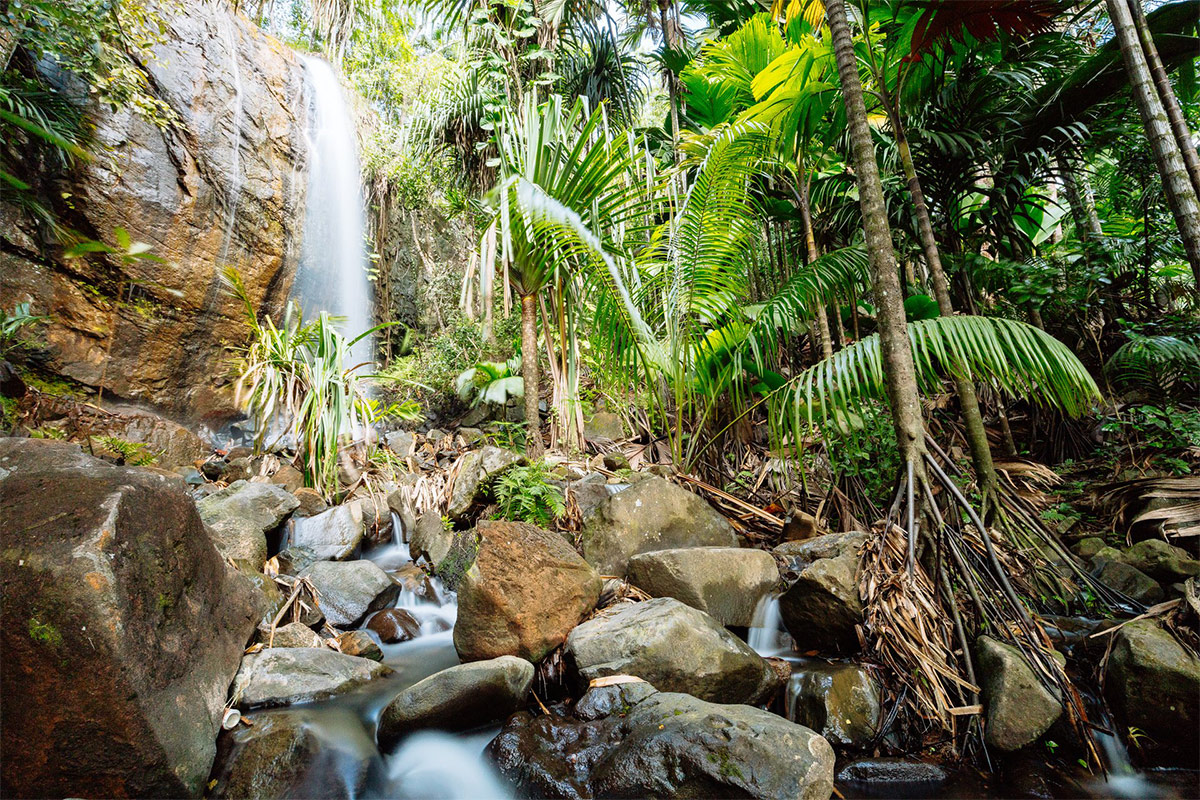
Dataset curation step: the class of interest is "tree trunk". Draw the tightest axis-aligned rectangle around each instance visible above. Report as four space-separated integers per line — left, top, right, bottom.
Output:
521 293 544 459
889 104 998 500
1128 0 1200 198
1106 0 1200 285
658 0 681 160
1056 155 1104 242
796 174 834 359
827 0 926 465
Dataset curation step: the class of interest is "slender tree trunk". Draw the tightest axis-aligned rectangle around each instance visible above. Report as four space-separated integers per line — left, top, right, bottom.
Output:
658 0 681 160
520 293 544 459
827 0 926 464
1106 0 1200 285
1128 0 1200 198
796 175 834 359
888 100 997 500
1057 155 1104 242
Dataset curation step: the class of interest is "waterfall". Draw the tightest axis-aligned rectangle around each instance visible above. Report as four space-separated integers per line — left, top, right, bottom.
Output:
294 55 374 365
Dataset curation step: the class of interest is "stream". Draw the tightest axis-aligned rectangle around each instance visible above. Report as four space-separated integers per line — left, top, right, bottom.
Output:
212 543 1196 800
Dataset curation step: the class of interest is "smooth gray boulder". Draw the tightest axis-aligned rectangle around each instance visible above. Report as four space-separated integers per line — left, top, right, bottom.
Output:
290 503 364 560
580 477 738 576
490 681 835 800
1105 620 1200 761
787 662 881 749
565 597 777 704
447 446 524 520
626 547 779 626
377 656 534 746
976 636 1063 752
779 533 864 655
230 648 391 708
198 480 300 571
301 560 399 627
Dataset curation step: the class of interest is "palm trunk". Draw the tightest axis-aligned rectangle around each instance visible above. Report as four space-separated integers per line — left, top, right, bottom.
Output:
1056 155 1104 242
796 175 834 359
520 293 544 459
658 0 681 159
888 102 998 501
827 0 925 465
1106 0 1200 285
1128 0 1200 198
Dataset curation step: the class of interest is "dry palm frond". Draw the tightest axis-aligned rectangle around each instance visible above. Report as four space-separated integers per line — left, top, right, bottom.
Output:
1091 476 1200 544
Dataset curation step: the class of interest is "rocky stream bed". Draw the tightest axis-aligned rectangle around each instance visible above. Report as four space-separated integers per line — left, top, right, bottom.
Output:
1 429 1198 800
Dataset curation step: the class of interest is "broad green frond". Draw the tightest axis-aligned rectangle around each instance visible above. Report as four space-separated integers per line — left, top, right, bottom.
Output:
771 316 1102 447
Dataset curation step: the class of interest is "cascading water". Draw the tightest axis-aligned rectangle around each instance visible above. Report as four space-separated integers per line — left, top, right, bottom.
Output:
294 55 374 365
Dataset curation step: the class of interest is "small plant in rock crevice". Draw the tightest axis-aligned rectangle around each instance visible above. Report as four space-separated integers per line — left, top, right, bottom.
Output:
490 461 566 529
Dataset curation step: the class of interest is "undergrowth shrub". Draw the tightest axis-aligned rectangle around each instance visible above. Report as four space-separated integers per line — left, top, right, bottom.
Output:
491 461 565 529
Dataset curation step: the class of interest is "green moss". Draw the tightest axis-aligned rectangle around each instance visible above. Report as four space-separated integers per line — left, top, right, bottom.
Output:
705 749 743 780
28 617 63 647
157 592 173 612
434 529 481 592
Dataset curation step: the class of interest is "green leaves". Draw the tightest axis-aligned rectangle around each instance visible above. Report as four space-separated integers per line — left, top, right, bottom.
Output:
771 315 1102 447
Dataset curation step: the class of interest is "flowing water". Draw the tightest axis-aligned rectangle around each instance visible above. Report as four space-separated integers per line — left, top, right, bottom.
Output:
293 55 374 365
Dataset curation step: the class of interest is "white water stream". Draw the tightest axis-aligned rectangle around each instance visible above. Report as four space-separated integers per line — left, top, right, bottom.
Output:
293 55 374 365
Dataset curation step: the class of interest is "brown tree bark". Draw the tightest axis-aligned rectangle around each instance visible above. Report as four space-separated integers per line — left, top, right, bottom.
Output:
826 0 926 465
1106 0 1200 285
887 102 998 500
796 173 835 359
520 293 544 459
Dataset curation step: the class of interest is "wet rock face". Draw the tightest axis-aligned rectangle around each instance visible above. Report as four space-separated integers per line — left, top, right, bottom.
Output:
446 447 525 520
489 682 836 800
0 439 258 798
564 597 778 705
580 477 739 576
1105 620 1200 764
378 656 535 747
0 0 308 418
626 546 779 627
212 710 379 799
787 662 881 749
454 520 602 663
777 532 865 655
290 502 365 560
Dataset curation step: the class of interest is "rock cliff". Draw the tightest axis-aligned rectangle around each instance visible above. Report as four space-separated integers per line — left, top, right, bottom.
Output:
0 1 307 420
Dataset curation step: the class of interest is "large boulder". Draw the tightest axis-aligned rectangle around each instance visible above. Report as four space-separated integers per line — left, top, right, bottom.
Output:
1105 620 1200 762
198 480 299 571
0 439 258 797
290 502 364 560
975 636 1063 752
490 681 835 800
212 710 377 799
300 560 399 628
0 1 309 417
378 656 534 747
455 520 602 662
564 597 778 704
626 547 779 626
229 648 391 709
446 446 524 520
580 477 738 576
787 662 881 749
1120 539 1200 583
778 532 864 655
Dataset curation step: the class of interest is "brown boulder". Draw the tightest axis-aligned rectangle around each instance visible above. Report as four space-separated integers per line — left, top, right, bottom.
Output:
454 520 602 663
0 439 258 797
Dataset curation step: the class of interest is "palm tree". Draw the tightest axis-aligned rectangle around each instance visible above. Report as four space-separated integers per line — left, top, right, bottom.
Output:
491 95 648 457
1105 0 1200 284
